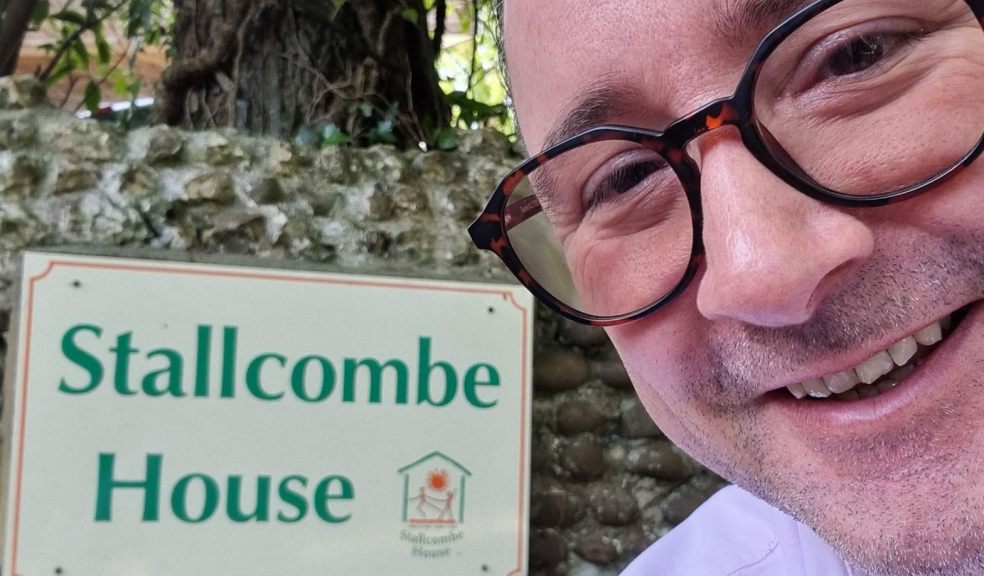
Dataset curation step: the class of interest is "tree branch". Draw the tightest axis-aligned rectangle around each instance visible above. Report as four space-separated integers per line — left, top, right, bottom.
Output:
74 43 131 113
466 0 478 97
431 0 445 55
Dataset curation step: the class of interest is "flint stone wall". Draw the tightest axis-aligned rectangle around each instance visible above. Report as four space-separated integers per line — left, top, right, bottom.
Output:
0 77 725 576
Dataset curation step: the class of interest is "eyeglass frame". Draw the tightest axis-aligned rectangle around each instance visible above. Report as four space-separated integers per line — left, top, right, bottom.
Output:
469 0 984 327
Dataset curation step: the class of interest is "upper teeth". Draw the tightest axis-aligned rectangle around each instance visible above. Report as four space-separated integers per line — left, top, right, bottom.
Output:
785 318 947 400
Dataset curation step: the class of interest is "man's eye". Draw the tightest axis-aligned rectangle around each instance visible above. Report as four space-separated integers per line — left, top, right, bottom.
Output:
825 34 890 76
790 24 926 94
585 159 668 211
820 31 919 79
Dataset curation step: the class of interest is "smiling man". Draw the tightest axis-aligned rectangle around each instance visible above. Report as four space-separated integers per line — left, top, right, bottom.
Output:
469 0 984 574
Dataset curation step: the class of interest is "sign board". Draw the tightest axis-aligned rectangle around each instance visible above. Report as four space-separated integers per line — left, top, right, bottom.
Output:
2 252 532 576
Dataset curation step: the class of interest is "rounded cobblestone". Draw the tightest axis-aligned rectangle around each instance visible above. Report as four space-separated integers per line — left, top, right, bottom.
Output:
535 349 591 392
557 400 610 435
560 437 607 481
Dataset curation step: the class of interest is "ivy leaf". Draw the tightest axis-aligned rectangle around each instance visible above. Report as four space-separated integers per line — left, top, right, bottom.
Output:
369 118 398 145
83 81 102 113
400 8 419 24
320 123 349 147
444 90 508 126
433 126 458 151
293 125 319 147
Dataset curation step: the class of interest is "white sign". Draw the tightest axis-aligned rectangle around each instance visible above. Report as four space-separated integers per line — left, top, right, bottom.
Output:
2 252 532 576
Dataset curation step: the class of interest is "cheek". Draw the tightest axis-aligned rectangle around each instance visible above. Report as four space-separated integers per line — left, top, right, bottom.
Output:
878 159 984 232
604 293 774 483
606 301 712 447
927 165 983 230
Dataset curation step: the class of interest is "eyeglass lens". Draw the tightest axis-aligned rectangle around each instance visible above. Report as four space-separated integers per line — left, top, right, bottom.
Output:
503 0 984 319
753 0 984 196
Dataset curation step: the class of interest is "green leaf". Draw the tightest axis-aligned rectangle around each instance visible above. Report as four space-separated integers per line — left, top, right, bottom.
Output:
83 81 102 113
329 0 347 7
112 72 130 95
30 0 51 26
433 126 458 151
52 9 88 25
84 0 109 9
369 119 398 145
443 90 507 125
109 69 142 99
400 8 419 24
293 125 320 147
127 78 143 98
94 29 113 65
358 102 374 118
126 0 154 37
145 27 161 45
320 123 349 147
454 2 474 32
44 61 75 86
70 39 90 67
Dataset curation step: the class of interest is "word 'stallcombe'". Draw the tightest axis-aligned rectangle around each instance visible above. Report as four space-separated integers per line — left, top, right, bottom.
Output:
58 324 502 408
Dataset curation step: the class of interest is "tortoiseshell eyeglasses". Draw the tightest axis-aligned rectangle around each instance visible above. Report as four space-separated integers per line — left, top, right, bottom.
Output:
469 0 984 326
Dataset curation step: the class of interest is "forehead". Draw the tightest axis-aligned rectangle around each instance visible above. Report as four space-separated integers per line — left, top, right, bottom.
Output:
503 0 793 152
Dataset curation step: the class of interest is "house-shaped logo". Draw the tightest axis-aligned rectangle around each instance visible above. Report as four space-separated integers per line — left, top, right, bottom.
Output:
399 451 472 526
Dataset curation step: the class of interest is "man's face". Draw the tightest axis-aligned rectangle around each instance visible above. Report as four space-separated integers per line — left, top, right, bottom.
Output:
504 1 984 574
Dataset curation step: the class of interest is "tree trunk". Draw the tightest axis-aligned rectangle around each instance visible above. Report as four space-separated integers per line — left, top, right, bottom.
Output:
0 0 40 76
158 0 448 146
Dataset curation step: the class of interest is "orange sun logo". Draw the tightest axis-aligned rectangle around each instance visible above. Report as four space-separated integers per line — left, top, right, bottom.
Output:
426 469 450 491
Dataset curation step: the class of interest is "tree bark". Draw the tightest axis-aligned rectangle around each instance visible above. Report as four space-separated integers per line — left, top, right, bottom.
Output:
157 0 448 146
0 0 40 76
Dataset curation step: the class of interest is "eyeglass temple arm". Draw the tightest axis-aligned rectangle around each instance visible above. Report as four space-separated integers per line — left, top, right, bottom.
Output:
503 195 543 232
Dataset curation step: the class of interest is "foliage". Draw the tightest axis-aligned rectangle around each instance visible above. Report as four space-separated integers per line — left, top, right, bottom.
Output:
435 0 512 137
6 0 510 144
298 0 511 149
290 0 510 150
18 0 169 115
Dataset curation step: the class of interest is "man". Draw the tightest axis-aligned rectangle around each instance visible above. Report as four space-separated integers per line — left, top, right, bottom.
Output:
469 0 984 574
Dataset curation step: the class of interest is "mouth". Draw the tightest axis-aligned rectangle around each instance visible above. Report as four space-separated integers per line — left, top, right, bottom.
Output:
782 303 975 402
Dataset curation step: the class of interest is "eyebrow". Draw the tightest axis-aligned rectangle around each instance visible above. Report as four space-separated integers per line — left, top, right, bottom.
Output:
540 0 813 152
541 78 643 151
713 0 814 47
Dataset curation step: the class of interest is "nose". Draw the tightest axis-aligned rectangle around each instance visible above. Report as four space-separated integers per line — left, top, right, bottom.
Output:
693 131 875 327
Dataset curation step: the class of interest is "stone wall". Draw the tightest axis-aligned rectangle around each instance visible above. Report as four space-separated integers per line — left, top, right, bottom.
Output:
0 77 725 575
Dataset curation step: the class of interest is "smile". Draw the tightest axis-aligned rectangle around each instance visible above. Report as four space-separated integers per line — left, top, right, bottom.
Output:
784 308 970 401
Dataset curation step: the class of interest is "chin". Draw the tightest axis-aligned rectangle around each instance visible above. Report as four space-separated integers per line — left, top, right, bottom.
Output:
816 503 984 576
744 404 984 576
